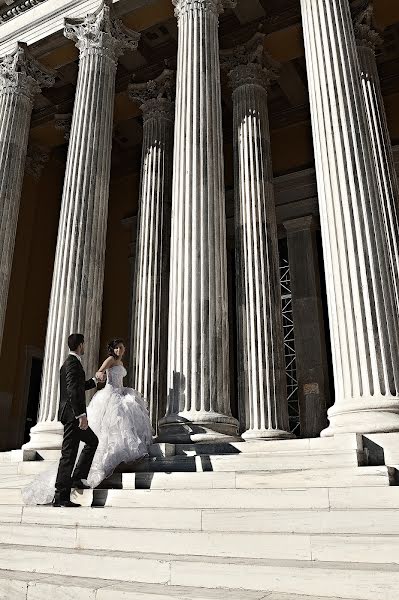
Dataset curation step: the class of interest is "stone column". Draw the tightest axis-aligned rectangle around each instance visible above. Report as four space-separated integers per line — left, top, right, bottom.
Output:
0 42 54 355
128 70 174 432
301 0 399 435
283 216 330 437
222 34 292 440
354 3 399 313
158 0 239 442
122 213 138 388
24 0 140 449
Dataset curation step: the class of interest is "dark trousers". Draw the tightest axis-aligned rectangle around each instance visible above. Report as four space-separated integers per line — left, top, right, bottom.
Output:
55 419 98 500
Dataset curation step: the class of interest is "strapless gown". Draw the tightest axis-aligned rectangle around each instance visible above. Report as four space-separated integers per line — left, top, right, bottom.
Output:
22 365 152 504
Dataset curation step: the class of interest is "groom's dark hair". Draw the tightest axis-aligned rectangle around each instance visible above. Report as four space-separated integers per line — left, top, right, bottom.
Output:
68 333 84 351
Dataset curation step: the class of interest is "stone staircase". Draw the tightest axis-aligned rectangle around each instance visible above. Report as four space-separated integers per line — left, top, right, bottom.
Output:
0 435 398 600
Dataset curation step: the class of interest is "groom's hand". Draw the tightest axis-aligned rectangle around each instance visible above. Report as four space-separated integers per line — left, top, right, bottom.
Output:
79 415 89 430
96 371 106 383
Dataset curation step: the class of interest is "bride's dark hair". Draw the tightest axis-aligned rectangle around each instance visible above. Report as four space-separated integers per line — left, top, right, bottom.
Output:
107 338 125 359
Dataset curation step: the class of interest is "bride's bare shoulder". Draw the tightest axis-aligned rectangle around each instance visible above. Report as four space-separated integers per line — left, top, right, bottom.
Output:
103 356 115 369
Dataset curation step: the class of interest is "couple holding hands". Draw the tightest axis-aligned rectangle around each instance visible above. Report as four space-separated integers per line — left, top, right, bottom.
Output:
23 333 153 507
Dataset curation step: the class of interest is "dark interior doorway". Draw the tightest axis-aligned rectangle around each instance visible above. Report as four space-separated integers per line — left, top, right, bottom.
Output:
23 357 43 444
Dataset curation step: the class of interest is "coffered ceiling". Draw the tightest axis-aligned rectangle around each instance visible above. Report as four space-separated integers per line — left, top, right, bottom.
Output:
20 0 399 177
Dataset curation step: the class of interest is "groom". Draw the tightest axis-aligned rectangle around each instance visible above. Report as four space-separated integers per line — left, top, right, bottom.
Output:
54 333 102 507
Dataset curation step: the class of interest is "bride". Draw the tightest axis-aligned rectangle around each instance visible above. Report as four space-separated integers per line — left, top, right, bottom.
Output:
22 339 153 505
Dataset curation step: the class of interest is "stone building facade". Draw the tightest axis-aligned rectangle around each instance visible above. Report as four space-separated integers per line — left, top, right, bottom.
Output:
0 0 399 452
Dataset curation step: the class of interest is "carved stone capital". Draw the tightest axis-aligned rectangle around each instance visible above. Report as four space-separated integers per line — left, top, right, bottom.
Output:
54 113 72 141
221 33 279 91
0 42 55 100
64 0 140 63
173 0 236 20
25 143 50 180
353 3 383 52
128 69 175 122
141 98 175 123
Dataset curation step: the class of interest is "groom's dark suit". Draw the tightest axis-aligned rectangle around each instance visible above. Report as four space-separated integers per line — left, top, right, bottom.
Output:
55 354 98 502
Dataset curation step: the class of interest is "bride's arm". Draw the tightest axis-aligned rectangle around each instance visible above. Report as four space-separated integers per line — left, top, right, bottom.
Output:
96 356 115 380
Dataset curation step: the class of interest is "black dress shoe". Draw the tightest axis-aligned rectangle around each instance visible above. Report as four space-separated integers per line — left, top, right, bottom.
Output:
71 480 90 490
52 498 81 508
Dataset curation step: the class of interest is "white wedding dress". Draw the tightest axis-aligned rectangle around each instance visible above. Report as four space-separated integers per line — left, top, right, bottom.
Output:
22 365 153 505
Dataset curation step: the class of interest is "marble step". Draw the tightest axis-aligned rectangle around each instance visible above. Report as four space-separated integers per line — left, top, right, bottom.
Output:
3 504 399 535
0 435 361 464
103 465 395 489
0 461 57 475
0 466 394 492
1 518 399 564
0 474 35 489
5 484 399 509
172 435 361 455
0 450 35 463
0 449 366 476
0 544 398 599
0 570 366 600
64 483 399 509
118 450 366 473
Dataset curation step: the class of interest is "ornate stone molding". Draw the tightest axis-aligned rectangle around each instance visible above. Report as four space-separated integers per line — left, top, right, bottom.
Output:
0 42 55 100
173 0 236 20
128 69 175 123
25 143 50 180
221 32 279 90
0 0 48 26
353 2 383 52
54 113 72 140
64 0 140 63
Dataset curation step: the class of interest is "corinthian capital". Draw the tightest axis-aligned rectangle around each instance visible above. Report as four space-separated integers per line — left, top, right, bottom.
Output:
0 42 56 100
128 69 175 123
221 32 279 91
64 0 140 63
173 0 236 20
352 2 383 52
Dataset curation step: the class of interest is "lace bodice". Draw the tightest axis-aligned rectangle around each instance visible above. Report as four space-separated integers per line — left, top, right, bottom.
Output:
105 365 127 389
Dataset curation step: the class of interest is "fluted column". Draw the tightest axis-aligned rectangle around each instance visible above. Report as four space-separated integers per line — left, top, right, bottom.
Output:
158 0 239 442
24 0 140 449
222 34 292 440
301 0 399 435
128 70 174 432
0 43 54 355
354 4 399 314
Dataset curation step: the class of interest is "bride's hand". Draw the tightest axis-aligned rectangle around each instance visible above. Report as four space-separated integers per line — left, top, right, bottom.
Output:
96 371 106 382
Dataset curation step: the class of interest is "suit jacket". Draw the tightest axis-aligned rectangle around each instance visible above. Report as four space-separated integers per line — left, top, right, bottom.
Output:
58 354 96 424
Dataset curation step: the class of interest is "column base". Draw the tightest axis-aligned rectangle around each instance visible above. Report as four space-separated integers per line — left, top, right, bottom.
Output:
242 428 295 441
22 420 64 450
321 401 399 437
158 413 241 443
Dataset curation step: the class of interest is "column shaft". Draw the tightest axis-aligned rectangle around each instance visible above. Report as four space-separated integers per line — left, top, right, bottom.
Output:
0 43 54 355
301 0 399 435
223 35 292 440
159 0 239 442
355 6 399 315
25 1 139 449
129 72 174 431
